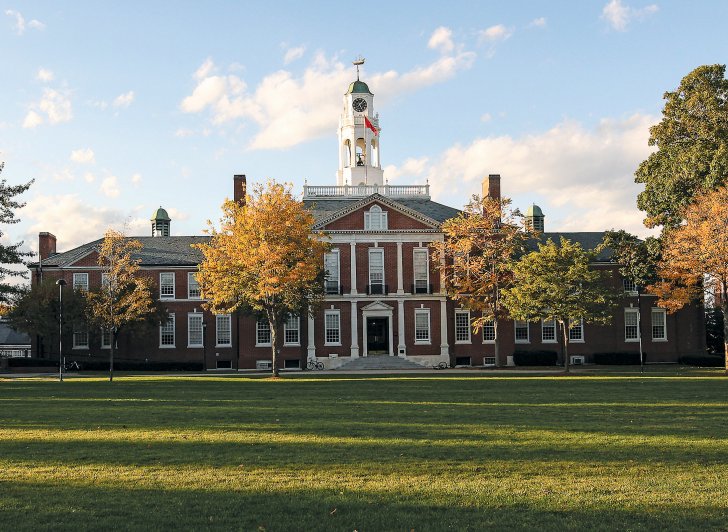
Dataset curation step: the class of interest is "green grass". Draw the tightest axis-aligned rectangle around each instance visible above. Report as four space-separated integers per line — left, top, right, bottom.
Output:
1 372 727 531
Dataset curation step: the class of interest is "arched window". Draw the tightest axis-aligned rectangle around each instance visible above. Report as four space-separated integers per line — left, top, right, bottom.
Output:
364 204 388 230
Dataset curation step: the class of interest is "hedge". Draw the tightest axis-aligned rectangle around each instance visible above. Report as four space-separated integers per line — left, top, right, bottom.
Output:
592 352 642 365
678 355 724 367
513 350 558 366
7 358 58 368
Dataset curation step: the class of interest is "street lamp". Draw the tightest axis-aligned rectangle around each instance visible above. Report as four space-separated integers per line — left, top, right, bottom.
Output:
56 279 66 382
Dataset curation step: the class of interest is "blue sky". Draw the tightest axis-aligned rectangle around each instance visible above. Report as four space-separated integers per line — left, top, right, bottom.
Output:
2 1 728 258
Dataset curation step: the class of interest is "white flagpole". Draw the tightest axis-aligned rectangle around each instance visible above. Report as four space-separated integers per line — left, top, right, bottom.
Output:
364 115 368 185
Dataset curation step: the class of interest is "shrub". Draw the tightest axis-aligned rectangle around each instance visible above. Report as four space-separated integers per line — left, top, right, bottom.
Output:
512 350 558 366
593 352 641 365
678 355 724 367
7 357 58 368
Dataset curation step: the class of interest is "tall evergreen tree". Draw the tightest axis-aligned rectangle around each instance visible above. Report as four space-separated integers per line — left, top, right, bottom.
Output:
0 162 34 303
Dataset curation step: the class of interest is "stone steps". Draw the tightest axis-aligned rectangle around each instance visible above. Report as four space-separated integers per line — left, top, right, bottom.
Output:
336 355 428 371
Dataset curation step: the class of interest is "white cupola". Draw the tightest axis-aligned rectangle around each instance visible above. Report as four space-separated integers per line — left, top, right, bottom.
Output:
336 58 384 186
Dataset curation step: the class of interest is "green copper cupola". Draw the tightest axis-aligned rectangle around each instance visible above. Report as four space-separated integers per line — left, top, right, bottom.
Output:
151 206 171 237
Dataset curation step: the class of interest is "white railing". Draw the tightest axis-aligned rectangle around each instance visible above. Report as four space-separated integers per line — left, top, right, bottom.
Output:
303 184 430 199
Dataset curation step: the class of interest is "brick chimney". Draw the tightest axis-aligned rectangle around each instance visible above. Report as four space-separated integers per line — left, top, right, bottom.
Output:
233 174 247 205
39 232 57 260
482 174 501 201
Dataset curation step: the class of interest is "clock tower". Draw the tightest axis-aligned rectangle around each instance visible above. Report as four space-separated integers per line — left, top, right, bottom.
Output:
336 58 384 186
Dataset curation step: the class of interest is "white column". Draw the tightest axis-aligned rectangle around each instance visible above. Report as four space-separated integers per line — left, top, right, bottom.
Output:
396 241 404 294
307 312 316 360
440 299 449 357
397 299 406 357
350 242 357 295
350 300 359 358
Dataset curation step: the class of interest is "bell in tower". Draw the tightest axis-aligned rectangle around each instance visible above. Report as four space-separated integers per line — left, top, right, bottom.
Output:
336 57 384 187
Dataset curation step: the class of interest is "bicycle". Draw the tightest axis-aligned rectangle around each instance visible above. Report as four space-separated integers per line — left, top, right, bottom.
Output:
64 360 81 371
432 361 449 370
306 359 325 370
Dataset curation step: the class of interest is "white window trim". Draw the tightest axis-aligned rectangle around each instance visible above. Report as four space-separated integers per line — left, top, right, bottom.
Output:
215 314 232 347
72 326 89 349
624 308 639 342
160 272 175 300
414 308 431 344
188 272 201 300
284 315 301 346
256 319 272 347
413 248 429 293
515 320 530 344
187 313 204 348
651 308 667 342
101 328 112 349
455 310 471 344
568 318 585 343
623 278 638 296
159 313 176 348
324 310 342 346
541 318 557 344
482 319 496 344
368 247 385 291
364 205 388 231
324 249 340 293
73 272 89 292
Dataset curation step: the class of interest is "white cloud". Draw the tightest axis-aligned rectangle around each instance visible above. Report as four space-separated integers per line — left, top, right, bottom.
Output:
383 157 429 183
601 0 659 31
36 68 54 82
21 195 147 250
84 172 95 183
100 175 120 198
113 90 135 108
428 26 454 54
52 168 76 181
5 10 44 35
180 42 475 150
479 24 513 43
283 46 305 64
480 112 492 123
23 88 73 127
174 128 194 137
195 58 216 80
528 17 547 28
131 173 142 186
414 114 658 237
70 148 95 164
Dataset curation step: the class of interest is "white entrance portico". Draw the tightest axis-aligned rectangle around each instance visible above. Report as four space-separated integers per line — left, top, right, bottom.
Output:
361 301 394 357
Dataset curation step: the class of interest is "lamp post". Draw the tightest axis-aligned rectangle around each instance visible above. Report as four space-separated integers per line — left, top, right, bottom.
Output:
56 279 66 382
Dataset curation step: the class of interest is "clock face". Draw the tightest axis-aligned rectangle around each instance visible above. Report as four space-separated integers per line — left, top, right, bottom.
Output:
352 98 367 112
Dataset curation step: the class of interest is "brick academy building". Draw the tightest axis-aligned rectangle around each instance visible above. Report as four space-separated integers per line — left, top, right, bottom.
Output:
30 73 705 369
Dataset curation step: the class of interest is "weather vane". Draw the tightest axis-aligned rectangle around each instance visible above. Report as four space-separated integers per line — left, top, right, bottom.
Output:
353 56 365 80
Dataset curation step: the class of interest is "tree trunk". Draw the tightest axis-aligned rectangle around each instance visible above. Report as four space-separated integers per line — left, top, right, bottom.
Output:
561 319 570 374
722 290 728 373
269 312 279 378
493 318 500 368
109 330 116 382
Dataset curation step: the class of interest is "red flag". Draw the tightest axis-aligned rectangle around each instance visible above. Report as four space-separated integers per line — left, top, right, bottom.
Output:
364 115 378 136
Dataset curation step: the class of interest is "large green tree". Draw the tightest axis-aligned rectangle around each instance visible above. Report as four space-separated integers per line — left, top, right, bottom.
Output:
635 65 728 230
502 237 617 372
0 162 34 303
195 180 329 377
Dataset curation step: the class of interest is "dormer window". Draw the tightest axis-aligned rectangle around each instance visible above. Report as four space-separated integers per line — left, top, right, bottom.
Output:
364 205 388 230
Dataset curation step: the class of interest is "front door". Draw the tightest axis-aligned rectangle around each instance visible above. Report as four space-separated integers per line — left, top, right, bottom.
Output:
367 317 389 355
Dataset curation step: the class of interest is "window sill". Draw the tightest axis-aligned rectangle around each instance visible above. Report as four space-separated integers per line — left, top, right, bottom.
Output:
515 340 530 344
624 339 639 343
188 344 203 348
324 343 342 347
215 343 232 348
568 339 585 344
101 346 111 350
255 343 272 348
482 340 495 344
652 338 668 342
284 343 301 347
159 345 176 349
414 340 431 345
455 340 472 345
72 346 89 350
541 340 558 344
160 295 175 300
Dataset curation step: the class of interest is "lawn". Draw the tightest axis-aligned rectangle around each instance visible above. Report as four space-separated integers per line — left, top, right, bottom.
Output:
0 372 727 531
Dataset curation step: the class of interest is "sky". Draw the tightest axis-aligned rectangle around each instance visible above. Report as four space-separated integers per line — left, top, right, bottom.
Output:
2 0 728 263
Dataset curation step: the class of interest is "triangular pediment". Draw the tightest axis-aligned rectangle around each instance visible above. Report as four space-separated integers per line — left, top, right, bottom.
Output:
361 301 394 312
312 194 441 230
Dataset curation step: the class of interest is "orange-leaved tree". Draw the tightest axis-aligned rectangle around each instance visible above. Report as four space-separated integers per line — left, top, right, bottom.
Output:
86 229 162 382
195 180 329 377
431 195 529 367
652 186 728 370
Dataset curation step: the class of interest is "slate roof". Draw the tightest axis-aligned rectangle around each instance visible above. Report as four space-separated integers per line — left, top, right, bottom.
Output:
0 320 31 345
303 196 461 225
35 236 209 268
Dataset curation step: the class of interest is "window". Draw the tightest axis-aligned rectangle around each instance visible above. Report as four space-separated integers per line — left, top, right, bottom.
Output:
324 249 340 294
414 309 430 343
73 326 88 349
651 308 667 341
369 248 385 294
623 278 638 295
542 319 557 343
364 204 388 230
625 309 639 341
216 315 231 347
188 313 203 347
515 320 529 343
483 320 495 343
188 272 201 299
455 310 471 343
160 313 175 347
101 273 110 289
284 315 300 346
73 273 89 292
325 310 341 345
569 319 584 342
160 272 175 299
413 249 429 293
256 319 271 346
101 328 112 349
